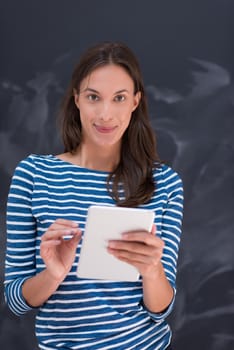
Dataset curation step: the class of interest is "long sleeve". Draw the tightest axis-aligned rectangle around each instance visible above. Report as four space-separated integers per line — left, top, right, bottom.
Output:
4 156 37 315
147 166 184 321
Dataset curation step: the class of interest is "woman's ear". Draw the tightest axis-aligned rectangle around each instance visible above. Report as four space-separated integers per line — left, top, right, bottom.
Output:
73 89 79 108
132 91 141 112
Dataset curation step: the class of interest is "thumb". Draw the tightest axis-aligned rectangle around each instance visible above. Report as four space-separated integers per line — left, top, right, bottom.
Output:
68 229 82 249
151 224 156 235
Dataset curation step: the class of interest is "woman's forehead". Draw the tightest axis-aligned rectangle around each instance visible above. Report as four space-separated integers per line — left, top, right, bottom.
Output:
79 64 135 92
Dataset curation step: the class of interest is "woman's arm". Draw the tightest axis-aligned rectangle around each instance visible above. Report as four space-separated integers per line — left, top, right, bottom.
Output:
4 156 81 313
108 226 173 313
108 168 183 315
142 257 174 313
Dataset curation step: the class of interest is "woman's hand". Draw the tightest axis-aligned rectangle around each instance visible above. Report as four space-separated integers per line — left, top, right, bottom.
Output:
40 219 82 281
107 225 164 279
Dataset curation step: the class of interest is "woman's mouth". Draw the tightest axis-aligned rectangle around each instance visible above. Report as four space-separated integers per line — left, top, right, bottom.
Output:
94 125 117 133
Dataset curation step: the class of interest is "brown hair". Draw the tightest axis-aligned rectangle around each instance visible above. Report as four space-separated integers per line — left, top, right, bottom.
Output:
59 41 161 207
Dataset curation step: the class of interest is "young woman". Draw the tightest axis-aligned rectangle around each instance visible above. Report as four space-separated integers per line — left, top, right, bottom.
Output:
4 42 183 349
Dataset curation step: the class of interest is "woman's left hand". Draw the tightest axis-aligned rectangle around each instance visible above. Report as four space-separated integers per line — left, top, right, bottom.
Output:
107 225 164 278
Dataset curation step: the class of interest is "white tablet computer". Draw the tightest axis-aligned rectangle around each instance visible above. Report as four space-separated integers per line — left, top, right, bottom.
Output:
76 205 155 281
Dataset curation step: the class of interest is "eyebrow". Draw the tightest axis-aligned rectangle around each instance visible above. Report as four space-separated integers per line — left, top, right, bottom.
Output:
82 88 130 94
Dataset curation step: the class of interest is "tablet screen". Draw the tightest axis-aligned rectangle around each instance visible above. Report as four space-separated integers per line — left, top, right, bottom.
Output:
76 205 155 281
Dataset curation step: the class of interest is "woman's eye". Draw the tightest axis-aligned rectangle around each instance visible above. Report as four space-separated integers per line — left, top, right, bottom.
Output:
87 94 99 101
114 95 125 102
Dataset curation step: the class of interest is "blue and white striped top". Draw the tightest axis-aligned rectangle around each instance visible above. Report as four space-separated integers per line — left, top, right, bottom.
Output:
4 154 183 350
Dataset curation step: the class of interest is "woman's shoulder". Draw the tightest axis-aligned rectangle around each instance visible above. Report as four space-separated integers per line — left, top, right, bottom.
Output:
16 153 54 166
13 154 62 173
153 162 183 186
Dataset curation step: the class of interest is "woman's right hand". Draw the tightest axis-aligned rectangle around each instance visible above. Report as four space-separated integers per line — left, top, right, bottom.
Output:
40 219 82 282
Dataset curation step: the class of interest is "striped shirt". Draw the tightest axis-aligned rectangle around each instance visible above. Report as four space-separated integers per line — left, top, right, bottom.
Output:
4 154 183 350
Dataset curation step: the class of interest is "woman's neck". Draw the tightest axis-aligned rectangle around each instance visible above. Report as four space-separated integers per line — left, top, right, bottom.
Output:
58 145 120 172
78 146 120 172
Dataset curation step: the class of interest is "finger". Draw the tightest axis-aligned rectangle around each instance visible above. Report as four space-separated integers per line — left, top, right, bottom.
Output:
41 228 81 242
120 231 164 247
151 224 156 235
108 247 161 266
41 239 62 247
108 240 160 256
41 229 82 247
66 230 82 247
50 219 78 230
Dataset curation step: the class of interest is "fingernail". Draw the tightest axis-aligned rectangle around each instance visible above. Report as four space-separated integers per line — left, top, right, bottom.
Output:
65 230 74 235
122 233 129 238
71 222 78 227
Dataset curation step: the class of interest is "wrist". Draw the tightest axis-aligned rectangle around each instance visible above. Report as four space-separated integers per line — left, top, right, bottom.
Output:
22 269 64 308
43 268 67 285
142 262 165 282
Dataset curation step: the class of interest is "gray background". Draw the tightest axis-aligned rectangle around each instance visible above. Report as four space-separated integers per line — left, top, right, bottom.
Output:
0 1 234 349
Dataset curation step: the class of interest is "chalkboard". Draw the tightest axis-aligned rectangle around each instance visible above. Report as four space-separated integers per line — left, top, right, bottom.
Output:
1 1 234 349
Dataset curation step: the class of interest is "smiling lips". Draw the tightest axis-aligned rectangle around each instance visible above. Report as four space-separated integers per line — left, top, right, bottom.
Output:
94 125 117 133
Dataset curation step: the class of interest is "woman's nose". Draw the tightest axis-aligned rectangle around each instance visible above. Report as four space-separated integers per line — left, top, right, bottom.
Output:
99 102 113 121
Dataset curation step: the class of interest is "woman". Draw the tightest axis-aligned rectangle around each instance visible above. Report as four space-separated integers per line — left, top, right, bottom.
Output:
4 42 183 349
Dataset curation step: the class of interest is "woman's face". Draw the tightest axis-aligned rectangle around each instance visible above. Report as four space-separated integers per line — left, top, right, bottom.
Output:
74 64 141 150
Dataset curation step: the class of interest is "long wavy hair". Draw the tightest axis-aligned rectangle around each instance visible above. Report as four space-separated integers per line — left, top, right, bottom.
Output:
59 41 161 207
